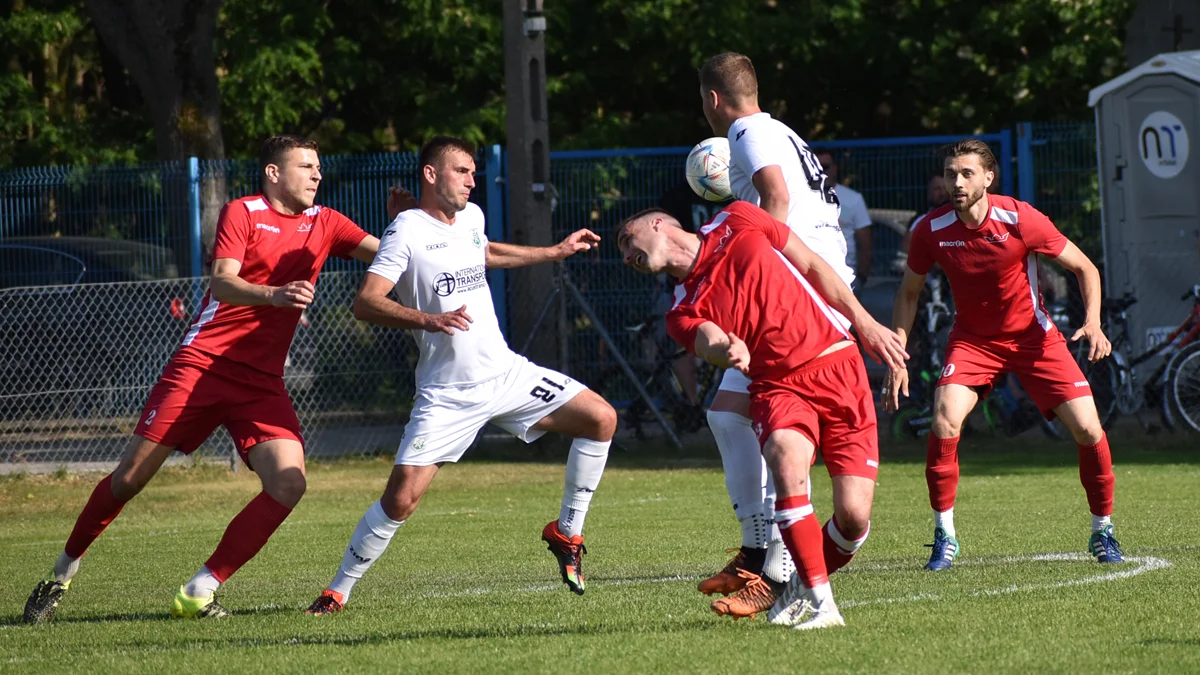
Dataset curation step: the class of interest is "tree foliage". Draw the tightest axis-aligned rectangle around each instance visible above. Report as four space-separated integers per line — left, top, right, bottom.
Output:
0 0 1138 168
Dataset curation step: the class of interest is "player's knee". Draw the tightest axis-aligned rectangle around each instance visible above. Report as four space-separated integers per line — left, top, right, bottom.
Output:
835 506 871 540
381 491 421 521
109 469 148 501
1070 421 1104 446
586 400 618 442
267 471 307 508
930 407 963 438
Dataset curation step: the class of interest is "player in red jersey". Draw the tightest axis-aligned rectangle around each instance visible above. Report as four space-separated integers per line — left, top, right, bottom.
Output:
22 135 415 623
617 201 907 630
884 139 1124 571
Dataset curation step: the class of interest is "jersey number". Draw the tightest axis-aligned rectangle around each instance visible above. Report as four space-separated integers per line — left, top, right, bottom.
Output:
530 377 566 403
791 138 840 207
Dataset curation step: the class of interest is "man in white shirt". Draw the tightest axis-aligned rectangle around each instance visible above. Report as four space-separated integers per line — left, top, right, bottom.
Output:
695 52 876 620
306 136 617 614
816 150 873 290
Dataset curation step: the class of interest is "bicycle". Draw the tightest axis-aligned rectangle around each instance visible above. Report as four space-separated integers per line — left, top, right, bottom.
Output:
595 315 721 441
1043 284 1200 438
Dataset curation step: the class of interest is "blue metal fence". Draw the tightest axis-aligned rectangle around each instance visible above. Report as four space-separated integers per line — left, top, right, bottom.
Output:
1017 121 1102 258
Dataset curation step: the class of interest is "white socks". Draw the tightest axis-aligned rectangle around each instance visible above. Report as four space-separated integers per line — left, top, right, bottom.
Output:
934 508 956 537
53 551 80 584
328 500 405 604
1092 514 1112 533
184 565 221 598
762 537 797 585
708 410 771 549
558 437 610 538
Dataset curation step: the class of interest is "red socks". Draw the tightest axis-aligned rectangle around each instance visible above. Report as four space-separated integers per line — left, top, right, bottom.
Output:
822 517 869 575
1078 435 1115 517
775 494 829 588
203 491 293 583
64 474 128 559
926 435 960 512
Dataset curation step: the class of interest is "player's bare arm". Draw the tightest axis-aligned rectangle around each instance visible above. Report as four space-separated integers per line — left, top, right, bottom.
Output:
210 258 314 309
751 166 790 222
780 231 908 370
1054 241 1111 362
346 235 381 264
485 229 600 269
352 272 472 335
884 267 927 412
694 322 750 374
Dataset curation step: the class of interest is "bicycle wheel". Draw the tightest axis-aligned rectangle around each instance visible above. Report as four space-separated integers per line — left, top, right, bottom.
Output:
889 404 928 443
1169 342 1200 433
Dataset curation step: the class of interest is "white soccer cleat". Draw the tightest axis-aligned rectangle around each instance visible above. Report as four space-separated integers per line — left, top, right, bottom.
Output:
767 577 812 626
791 600 845 631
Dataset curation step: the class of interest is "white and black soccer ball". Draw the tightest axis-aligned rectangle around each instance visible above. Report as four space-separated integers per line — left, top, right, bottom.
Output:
685 137 732 202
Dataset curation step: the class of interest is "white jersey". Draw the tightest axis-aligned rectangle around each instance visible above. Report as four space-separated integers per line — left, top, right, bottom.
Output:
367 203 515 388
727 113 854 286
834 184 872 268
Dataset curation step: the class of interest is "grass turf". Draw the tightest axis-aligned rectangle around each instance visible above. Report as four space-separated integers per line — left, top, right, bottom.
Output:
2 433 1198 674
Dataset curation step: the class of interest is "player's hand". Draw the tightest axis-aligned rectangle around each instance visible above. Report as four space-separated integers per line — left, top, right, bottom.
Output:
387 186 418 221
882 368 909 413
424 305 473 335
856 320 910 371
1071 320 1111 363
722 332 751 375
554 229 601 260
271 281 315 309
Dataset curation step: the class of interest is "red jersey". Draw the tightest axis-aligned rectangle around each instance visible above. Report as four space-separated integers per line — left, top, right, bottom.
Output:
666 201 851 383
907 195 1067 340
180 195 369 376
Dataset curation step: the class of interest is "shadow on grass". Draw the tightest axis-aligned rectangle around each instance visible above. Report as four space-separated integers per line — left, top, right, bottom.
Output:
0 604 295 629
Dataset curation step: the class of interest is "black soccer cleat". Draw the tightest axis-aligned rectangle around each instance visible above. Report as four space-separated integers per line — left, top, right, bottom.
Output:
24 578 70 624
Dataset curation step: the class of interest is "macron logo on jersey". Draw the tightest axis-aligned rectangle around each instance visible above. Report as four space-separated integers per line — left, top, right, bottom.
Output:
939 240 965 247
256 223 281 234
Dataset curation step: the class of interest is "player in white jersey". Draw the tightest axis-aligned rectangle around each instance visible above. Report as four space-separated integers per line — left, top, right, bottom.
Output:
306 136 617 614
695 52 876 620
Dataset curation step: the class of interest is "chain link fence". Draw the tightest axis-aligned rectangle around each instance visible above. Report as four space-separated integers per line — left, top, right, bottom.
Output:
0 272 416 467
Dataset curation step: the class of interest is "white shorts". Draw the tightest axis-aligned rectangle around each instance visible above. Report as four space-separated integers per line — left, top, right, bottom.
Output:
395 356 587 466
718 368 751 394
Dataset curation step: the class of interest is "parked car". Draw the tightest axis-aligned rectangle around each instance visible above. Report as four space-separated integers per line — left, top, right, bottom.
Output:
0 237 180 289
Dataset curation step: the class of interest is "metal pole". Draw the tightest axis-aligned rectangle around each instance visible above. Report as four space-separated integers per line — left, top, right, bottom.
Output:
187 157 202 278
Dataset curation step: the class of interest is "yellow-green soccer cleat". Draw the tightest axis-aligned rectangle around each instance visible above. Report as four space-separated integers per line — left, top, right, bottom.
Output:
23 577 71 624
170 585 232 619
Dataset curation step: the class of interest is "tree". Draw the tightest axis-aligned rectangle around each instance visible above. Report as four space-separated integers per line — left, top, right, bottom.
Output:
84 0 225 160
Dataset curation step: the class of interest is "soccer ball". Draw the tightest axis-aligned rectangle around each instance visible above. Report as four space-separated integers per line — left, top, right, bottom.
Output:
685 137 732 202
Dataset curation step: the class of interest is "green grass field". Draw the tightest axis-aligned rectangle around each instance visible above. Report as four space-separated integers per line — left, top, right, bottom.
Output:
2 434 1199 674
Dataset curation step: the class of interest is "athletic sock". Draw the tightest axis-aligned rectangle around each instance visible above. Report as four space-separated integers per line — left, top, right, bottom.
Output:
328 501 405 605
202 491 293 584
1078 435 1115 519
708 410 771 547
935 508 956 537
63 473 129 560
926 434 960 513
822 517 870 574
558 437 610 538
774 494 828 589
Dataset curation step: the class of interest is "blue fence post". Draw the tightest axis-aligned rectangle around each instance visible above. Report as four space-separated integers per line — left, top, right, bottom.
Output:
998 128 1014 198
484 144 508 337
187 157 202 278
1016 122 1035 205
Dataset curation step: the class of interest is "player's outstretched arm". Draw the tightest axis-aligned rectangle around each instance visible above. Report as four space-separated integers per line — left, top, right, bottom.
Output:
883 267 927 412
694 322 750 374
780 232 908 371
210 258 315 309
1054 241 1111 362
484 229 600 269
353 272 472 334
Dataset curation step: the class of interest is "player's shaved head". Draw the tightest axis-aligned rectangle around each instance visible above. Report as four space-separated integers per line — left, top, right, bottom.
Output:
418 136 476 176
698 52 759 106
616 208 680 241
260 135 319 173
940 139 997 173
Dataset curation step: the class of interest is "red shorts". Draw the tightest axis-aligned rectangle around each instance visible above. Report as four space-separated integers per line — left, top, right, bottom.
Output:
938 328 1091 420
748 347 879 480
137 347 302 466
